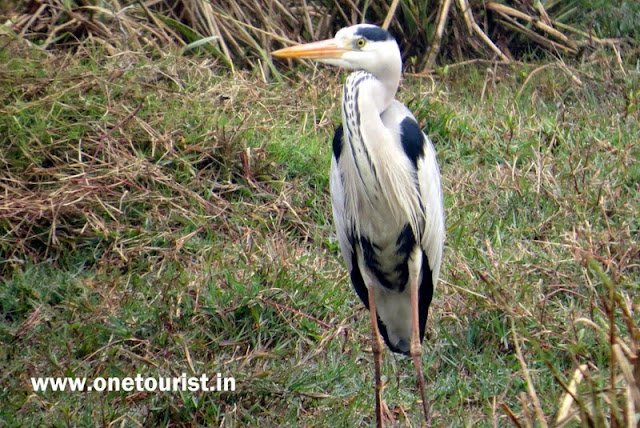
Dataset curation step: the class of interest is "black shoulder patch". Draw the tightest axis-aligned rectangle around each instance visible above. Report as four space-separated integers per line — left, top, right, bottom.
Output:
354 26 393 42
399 117 425 168
332 124 344 161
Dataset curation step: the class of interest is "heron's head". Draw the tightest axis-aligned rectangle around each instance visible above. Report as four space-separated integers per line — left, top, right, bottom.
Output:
273 24 401 79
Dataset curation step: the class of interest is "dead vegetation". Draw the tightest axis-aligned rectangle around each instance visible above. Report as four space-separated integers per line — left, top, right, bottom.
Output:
0 41 320 271
3 0 637 71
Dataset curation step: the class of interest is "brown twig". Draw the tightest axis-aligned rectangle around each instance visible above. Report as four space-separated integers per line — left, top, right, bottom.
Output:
425 0 453 70
511 318 549 428
98 104 143 144
456 0 510 62
382 0 401 30
260 297 333 329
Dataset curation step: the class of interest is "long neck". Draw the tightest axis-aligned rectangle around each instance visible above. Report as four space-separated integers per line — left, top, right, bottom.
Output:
341 71 395 209
345 67 400 115
340 68 421 238
342 71 398 166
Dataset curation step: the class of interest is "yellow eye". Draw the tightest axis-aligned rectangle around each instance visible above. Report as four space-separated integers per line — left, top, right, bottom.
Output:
356 38 366 49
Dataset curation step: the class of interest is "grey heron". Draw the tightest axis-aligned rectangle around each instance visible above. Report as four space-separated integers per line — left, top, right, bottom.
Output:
273 24 444 427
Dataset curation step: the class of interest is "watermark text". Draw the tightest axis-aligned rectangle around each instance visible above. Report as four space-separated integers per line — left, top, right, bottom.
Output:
30 373 235 393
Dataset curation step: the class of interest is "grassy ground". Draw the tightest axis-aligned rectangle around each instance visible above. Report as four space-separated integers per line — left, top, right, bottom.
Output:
1 34 639 427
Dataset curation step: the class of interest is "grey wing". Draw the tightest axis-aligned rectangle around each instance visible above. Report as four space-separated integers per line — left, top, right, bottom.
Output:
330 155 353 272
330 126 371 311
383 100 445 283
417 132 445 283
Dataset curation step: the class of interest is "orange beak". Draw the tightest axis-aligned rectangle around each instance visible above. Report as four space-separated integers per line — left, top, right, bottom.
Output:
272 39 348 60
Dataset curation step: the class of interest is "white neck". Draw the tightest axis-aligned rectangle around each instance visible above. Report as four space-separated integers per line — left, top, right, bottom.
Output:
340 71 396 207
339 66 421 239
367 61 401 113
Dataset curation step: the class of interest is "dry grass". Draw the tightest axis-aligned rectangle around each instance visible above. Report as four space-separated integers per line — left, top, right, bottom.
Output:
0 34 327 272
4 0 638 72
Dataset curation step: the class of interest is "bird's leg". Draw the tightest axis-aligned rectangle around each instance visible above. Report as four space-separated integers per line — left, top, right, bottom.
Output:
367 286 385 428
409 251 431 426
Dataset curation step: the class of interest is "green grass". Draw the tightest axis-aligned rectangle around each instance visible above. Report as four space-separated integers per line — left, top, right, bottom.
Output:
1 36 639 427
